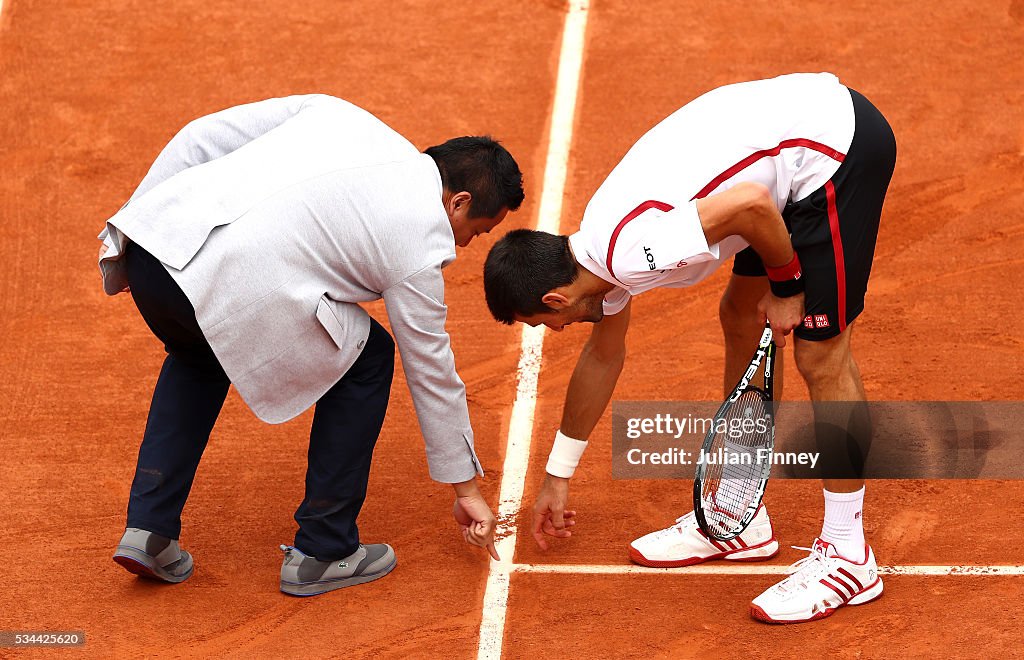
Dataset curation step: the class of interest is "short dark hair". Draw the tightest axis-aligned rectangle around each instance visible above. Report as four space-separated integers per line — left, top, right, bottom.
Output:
483 229 578 324
425 136 524 218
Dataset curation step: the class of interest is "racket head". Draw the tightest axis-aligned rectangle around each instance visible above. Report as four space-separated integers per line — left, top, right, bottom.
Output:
693 388 774 541
693 325 776 542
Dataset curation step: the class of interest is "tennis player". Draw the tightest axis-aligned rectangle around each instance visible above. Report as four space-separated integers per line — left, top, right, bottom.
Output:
483 73 896 623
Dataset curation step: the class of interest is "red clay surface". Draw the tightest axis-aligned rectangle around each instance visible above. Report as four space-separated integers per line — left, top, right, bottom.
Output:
505 574 1024 658
2 0 1023 657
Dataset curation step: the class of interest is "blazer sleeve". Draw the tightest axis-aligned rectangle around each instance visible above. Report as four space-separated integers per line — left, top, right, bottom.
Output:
127 95 323 202
382 261 484 484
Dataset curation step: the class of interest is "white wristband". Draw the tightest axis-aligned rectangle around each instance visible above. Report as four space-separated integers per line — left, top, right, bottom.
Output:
545 430 588 478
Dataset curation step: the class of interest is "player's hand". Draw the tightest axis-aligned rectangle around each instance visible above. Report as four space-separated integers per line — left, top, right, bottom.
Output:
531 474 577 550
452 483 500 561
758 291 804 347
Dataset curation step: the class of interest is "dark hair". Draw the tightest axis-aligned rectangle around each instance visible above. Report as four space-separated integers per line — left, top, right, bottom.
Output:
425 136 524 218
483 229 578 324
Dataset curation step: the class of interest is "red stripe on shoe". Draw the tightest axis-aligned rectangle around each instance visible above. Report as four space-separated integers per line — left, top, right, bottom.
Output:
690 139 846 201
605 200 674 283
698 529 729 552
819 578 850 603
734 535 748 549
837 567 864 590
825 180 847 332
830 573 857 597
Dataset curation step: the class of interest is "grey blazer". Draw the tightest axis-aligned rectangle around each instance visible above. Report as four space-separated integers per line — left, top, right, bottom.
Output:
99 95 482 483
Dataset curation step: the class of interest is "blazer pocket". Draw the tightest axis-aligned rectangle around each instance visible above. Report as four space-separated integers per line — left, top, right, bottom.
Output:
315 294 371 353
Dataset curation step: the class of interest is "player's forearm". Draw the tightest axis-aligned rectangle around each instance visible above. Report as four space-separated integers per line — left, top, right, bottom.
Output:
559 341 625 439
452 478 482 497
733 189 794 268
700 183 794 268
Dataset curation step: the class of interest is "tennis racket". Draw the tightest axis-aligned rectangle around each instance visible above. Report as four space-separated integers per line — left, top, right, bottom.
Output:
693 323 776 541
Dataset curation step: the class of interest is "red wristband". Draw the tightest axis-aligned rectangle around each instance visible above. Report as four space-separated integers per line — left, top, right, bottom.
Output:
766 252 802 282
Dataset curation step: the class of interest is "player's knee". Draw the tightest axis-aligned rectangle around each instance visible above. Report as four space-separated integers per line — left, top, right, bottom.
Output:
794 336 850 386
718 292 757 339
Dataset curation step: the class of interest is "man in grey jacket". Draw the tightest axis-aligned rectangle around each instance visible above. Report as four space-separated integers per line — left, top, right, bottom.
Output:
98 95 523 596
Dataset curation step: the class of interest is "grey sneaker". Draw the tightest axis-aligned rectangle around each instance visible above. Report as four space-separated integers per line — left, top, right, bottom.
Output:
113 528 194 583
279 543 396 596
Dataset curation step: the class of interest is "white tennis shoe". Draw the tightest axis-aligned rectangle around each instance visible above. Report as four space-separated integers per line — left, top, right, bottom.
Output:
750 538 884 623
629 505 779 567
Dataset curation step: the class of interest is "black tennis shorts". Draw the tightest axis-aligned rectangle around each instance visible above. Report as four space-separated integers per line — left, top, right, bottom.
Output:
732 88 897 341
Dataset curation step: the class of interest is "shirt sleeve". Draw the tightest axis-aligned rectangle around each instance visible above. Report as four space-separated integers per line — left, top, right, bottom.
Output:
382 261 484 484
602 287 632 315
127 95 322 203
607 201 720 287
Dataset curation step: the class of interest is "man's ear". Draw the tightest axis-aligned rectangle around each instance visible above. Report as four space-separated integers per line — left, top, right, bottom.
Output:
540 291 571 309
448 191 473 218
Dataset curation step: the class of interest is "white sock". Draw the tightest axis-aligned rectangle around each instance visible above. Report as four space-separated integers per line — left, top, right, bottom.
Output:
820 487 866 562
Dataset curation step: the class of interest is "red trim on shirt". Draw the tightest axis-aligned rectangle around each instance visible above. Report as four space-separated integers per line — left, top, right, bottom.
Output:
825 180 847 332
690 138 846 201
603 138 845 286
605 200 675 283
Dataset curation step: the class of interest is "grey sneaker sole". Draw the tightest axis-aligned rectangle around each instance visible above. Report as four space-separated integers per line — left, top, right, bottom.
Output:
280 554 397 597
113 545 193 584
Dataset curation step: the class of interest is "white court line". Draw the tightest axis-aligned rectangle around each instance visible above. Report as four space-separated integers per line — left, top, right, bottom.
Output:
510 563 1024 577
476 2 590 659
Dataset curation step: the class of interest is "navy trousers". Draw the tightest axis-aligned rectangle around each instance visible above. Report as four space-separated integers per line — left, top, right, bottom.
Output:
123 242 394 560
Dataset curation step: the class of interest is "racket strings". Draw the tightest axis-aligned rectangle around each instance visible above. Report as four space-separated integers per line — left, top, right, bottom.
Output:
700 390 772 537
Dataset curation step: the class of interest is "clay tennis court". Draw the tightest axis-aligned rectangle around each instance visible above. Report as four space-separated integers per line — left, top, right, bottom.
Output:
1 0 1022 657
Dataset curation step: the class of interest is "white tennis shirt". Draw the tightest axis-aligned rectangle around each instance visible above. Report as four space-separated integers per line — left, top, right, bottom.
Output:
568 72 856 315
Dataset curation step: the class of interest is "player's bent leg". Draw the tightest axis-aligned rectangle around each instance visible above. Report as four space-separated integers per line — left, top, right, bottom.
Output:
720 273 783 397
794 326 870 490
629 504 778 567
793 326 863 401
750 325 881 623
628 274 783 570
